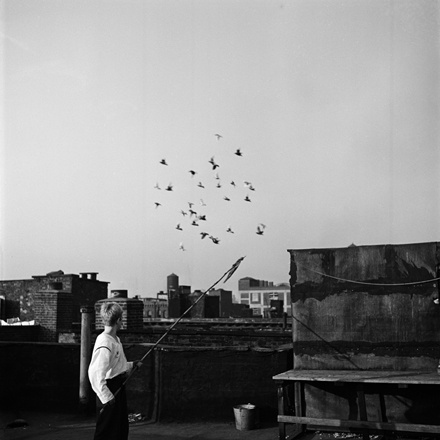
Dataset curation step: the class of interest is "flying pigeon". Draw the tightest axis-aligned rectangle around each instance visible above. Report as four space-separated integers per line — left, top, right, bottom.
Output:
189 170 197 177
215 134 223 140
154 183 161 190
224 196 231 201
181 210 187 217
192 220 199 226
154 202 161 208
188 202 194 209
197 182 205 189
249 185 255 191
226 226 234 234
179 243 186 251
230 181 236 187
200 232 209 239
165 183 173 191
216 182 221 188
244 195 251 202
256 224 266 235
176 224 183 231
160 159 168 166
189 209 197 217
234 149 242 157
215 173 221 180
209 236 220 244
198 214 207 221
209 157 219 170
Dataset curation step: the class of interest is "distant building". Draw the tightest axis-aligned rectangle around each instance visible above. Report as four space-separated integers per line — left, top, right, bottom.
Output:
209 288 233 317
142 297 168 318
0 271 108 341
163 273 253 319
237 277 291 317
0 271 108 324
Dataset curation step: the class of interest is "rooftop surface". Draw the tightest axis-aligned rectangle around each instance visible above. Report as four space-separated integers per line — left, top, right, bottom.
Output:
0 411 428 440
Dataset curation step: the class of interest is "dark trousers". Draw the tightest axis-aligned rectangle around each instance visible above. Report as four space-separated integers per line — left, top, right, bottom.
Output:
94 374 129 440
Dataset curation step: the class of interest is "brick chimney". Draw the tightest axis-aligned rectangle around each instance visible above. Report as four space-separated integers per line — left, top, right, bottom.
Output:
33 285 74 342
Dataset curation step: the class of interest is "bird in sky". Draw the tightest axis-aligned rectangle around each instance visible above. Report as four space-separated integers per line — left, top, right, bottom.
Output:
180 210 187 217
189 209 197 217
154 183 161 190
176 224 183 231
192 220 199 226
216 182 221 188
160 159 168 166
215 173 221 180
165 183 173 191
215 134 223 140
210 236 220 244
244 181 252 187
209 157 219 170
197 182 205 188
249 185 255 191
244 195 251 202
198 214 207 221
230 181 236 187
200 232 209 239
226 226 234 234
179 243 185 251
200 199 206 206
256 224 266 235
235 149 243 157
224 196 231 201
188 202 194 209
189 170 197 177
154 202 161 208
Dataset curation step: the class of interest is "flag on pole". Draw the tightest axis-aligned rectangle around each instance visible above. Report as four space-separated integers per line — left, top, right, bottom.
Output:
223 256 246 283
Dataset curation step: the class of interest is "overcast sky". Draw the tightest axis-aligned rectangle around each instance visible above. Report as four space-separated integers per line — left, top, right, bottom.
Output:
1 0 439 298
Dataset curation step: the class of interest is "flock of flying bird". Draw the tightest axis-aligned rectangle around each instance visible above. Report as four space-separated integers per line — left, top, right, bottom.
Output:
153 134 266 251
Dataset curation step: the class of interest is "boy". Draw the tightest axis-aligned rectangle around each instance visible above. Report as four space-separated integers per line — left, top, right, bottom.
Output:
88 302 142 440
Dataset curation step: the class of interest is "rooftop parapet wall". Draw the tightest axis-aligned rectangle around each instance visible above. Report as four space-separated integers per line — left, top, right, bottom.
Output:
288 242 440 371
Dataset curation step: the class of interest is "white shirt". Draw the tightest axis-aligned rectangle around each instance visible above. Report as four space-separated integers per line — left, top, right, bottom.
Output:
88 332 133 404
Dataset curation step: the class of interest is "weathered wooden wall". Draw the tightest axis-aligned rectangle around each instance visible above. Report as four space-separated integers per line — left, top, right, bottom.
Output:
289 242 440 370
288 242 440 423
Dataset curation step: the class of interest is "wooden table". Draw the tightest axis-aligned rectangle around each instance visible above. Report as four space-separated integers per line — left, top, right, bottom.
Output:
273 369 440 440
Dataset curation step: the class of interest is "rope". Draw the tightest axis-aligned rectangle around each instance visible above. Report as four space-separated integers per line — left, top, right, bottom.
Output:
297 264 440 287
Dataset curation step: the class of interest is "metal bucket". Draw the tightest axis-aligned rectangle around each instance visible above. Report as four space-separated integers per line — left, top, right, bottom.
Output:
233 403 256 430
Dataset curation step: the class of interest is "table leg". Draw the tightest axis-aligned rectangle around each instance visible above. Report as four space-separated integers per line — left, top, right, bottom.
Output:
357 384 369 440
277 381 286 440
294 381 305 437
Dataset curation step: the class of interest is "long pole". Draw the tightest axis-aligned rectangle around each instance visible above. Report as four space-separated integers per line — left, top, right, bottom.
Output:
100 256 245 413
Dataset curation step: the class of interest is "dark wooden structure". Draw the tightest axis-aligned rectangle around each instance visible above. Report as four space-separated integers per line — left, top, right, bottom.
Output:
273 242 440 438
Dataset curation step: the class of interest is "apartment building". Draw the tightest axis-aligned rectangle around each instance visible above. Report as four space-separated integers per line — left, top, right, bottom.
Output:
237 277 291 317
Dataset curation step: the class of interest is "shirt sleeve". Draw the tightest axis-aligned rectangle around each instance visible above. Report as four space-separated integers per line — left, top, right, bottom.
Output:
88 346 114 404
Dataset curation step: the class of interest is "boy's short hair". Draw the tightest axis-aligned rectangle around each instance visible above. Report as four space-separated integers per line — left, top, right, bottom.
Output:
100 302 123 326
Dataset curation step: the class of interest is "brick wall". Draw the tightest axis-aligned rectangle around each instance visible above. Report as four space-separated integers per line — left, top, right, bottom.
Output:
115 327 292 349
33 290 74 342
0 341 293 421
